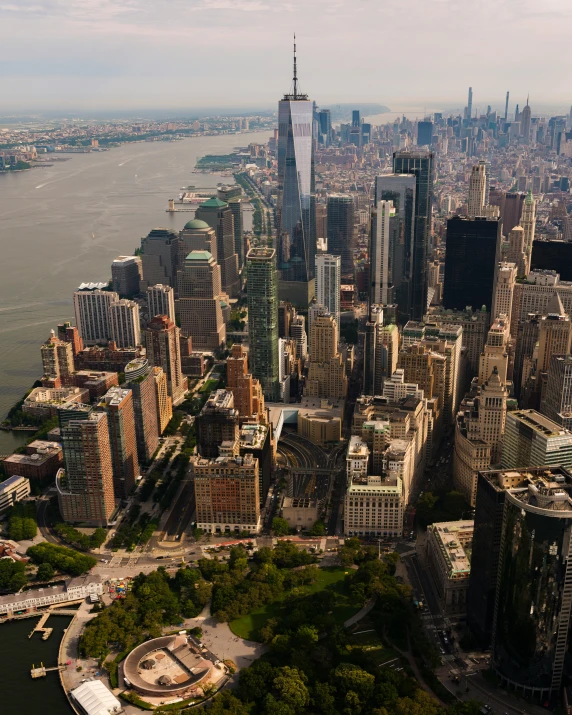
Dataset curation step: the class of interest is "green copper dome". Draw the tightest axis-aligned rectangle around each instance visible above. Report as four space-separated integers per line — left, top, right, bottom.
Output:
184 218 210 230
199 196 228 209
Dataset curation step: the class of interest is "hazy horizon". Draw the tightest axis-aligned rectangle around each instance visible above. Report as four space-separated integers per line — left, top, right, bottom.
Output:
1 0 571 113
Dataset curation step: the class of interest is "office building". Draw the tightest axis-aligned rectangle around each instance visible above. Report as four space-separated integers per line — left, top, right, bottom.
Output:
151 366 172 434
145 315 186 407
139 227 179 290
537 292 572 373
454 368 508 505
344 475 403 538
0 475 31 514
225 197 247 269
502 409 572 469
277 46 316 308
305 313 347 401
374 174 416 320
108 299 140 349
468 467 572 697
194 453 260 534
417 121 433 146
177 251 226 350
363 305 399 395
3 440 63 482
178 219 218 264
56 409 116 526
326 194 355 278
147 284 175 323
246 247 280 401
467 163 487 218
226 344 265 424
196 389 239 459
520 98 531 143
501 192 525 236
443 216 501 312
99 387 139 499
125 359 160 464
531 240 572 281
540 355 572 430
393 151 433 321
290 313 308 361
315 253 341 326
369 200 397 306
491 262 517 324
505 226 528 277
521 190 536 258
195 197 240 298
73 288 119 346
111 256 142 297
425 307 489 378
426 520 473 615
478 315 510 385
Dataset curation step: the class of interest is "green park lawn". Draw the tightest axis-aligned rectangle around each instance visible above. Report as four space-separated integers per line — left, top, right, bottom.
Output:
199 378 220 394
229 566 362 641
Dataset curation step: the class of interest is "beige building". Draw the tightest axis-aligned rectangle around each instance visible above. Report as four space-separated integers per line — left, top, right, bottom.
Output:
426 520 473 615
147 283 176 323
194 453 260 534
23 386 90 419
108 299 141 349
305 313 347 400
145 315 186 406
177 250 226 350
478 315 510 385
346 435 369 484
505 226 528 277
424 307 489 378
344 475 404 538
491 262 517 325
298 407 342 445
0 475 31 514
41 330 75 388
281 497 319 531
467 163 487 218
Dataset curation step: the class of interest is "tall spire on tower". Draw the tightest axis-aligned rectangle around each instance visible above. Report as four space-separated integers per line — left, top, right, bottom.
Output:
293 33 298 99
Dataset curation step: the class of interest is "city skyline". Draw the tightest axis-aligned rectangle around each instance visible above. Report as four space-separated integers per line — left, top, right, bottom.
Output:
1 1 572 111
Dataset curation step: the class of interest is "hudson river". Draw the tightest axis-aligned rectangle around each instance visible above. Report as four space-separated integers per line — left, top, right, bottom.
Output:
0 130 267 452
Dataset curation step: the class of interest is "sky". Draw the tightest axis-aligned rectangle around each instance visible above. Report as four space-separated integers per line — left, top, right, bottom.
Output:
1 0 571 114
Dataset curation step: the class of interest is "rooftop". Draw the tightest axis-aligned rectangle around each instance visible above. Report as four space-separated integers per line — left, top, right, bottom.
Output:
347 475 402 494
0 474 29 493
428 520 474 578
199 196 228 208
186 250 213 261
509 409 571 438
183 218 210 230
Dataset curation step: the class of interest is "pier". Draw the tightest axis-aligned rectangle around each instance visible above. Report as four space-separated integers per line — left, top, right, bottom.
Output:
30 663 66 679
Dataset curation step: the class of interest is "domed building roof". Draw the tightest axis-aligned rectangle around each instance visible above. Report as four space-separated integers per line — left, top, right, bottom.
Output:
183 218 210 230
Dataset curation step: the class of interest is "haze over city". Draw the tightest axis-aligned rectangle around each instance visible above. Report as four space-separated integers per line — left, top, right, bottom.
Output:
1 0 572 111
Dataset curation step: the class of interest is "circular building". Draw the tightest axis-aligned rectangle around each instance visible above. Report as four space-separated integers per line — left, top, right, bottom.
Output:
123 635 213 698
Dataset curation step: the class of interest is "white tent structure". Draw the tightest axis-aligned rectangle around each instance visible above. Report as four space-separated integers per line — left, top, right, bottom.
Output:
71 680 122 715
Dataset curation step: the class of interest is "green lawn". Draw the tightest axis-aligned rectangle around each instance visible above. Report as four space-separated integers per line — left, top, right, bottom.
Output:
346 618 401 667
229 567 361 641
199 378 220 394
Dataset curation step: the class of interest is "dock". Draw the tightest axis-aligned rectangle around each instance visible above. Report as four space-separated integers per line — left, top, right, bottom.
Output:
30 662 66 679
27 606 80 638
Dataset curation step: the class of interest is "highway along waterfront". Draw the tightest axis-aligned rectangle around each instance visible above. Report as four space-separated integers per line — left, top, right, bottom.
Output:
0 613 74 714
0 129 266 451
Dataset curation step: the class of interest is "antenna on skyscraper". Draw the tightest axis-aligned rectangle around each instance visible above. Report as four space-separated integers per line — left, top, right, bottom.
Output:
293 34 298 99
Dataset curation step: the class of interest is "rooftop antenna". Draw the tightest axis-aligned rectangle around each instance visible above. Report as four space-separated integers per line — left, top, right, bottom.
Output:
293 34 298 98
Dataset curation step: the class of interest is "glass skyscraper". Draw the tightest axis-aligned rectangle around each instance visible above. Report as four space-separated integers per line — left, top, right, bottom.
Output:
277 51 316 309
326 194 355 279
247 247 280 401
393 151 434 321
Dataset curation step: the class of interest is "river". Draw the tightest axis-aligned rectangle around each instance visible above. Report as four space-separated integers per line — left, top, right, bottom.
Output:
0 614 74 714
0 130 267 453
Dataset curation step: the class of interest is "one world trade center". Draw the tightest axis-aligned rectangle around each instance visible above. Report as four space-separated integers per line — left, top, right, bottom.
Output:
277 39 316 309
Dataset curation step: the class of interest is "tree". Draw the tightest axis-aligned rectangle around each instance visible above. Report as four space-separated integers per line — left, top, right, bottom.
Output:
271 517 290 536
332 663 375 701
273 666 309 712
310 520 326 536
0 559 27 592
208 691 249 715
415 492 438 528
37 563 55 581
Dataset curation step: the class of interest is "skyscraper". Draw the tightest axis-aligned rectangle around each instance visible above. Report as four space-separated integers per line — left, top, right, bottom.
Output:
147 284 175 323
56 407 116 526
443 216 501 312
326 194 355 278
108 299 141 348
195 197 240 298
277 41 316 308
540 354 572 429
417 121 433 146
99 386 139 499
393 151 434 320
145 315 186 407
468 466 572 697
502 409 572 469
491 262 517 324
125 359 160 464
111 256 142 297
467 163 487 218
139 227 179 290
369 200 397 306
315 253 341 326
374 174 416 320
501 192 525 236
177 251 226 350
306 312 347 400
520 190 536 259
246 247 280 401
520 97 531 144
466 86 473 120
